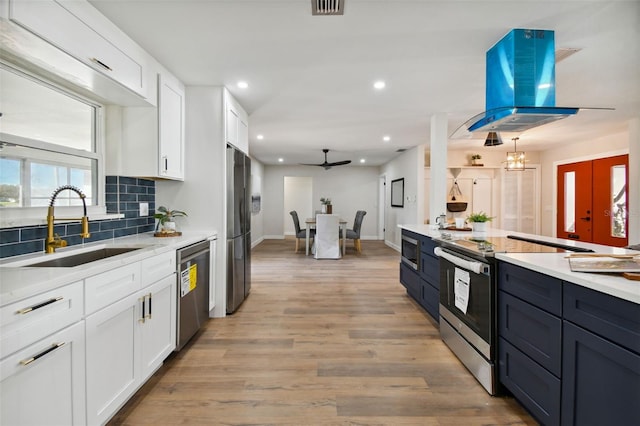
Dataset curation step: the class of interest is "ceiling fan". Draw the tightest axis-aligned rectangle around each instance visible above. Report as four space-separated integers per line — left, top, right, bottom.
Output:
301 149 351 170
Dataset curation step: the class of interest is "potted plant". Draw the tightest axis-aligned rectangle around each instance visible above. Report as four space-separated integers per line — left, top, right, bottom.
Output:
320 197 332 214
471 154 482 166
154 206 187 235
466 211 494 232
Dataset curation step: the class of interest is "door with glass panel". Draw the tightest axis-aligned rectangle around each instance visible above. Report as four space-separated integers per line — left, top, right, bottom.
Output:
557 155 628 247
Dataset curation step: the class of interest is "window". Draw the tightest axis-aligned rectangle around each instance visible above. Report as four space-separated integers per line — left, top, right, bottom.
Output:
0 63 101 212
563 171 576 232
610 165 626 238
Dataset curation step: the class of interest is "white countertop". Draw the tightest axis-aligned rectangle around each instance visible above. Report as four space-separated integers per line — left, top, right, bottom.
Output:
400 224 640 304
0 231 217 307
495 252 640 304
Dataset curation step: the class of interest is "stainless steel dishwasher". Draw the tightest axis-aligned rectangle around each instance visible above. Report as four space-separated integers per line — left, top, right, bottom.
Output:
176 240 210 351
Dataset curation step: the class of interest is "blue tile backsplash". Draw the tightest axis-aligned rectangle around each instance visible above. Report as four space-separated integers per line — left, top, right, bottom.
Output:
0 176 156 259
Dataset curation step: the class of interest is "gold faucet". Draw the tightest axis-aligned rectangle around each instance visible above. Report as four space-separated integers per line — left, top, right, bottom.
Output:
46 185 91 254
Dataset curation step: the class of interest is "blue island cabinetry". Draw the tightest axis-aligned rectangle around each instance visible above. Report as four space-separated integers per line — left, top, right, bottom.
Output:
399 229 440 321
498 262 640 426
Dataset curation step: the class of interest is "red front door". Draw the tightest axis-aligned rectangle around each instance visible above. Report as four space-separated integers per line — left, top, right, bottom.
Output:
592 155 629 247
557 155 629 247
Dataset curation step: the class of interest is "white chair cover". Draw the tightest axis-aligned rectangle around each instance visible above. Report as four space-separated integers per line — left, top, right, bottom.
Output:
314 214 341 259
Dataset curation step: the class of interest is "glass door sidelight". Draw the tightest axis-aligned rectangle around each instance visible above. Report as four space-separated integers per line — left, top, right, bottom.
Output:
557 155 628 247
557 161 592 241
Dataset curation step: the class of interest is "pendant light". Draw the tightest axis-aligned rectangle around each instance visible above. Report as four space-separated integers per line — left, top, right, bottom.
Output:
484 131 503 146
506 137 525 171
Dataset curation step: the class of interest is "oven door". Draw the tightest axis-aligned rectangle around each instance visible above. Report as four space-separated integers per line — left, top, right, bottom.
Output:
437 248 494 354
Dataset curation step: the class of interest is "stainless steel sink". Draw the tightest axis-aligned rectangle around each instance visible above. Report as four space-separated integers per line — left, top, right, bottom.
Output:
26 247 143 267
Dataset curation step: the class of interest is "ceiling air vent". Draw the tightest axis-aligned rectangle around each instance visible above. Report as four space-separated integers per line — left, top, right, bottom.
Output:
396 148 407 153
311 0 344 15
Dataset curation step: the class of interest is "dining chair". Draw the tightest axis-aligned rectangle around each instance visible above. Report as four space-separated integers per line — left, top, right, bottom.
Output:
289 210 314 253
343 210 367 253
314 214 341 259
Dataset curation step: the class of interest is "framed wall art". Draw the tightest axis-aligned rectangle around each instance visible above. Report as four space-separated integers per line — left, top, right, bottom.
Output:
391 178 404 208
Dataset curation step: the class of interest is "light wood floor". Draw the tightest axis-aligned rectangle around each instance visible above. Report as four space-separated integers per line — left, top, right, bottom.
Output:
109 239 536 425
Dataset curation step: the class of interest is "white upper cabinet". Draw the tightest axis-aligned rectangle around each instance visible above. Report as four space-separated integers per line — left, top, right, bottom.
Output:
3 0 154 105
226 104 239 146
108 67 185 180
158 72 185 180
224 89 249 154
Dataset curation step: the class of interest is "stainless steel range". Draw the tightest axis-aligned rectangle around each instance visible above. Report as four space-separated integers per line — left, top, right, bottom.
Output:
434 234 592 395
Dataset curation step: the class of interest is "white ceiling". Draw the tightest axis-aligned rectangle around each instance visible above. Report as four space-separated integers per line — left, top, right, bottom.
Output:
89 0 640 167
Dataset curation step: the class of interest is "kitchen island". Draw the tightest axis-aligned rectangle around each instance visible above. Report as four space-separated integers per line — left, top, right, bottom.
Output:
399 224 639 425
399 224 639 303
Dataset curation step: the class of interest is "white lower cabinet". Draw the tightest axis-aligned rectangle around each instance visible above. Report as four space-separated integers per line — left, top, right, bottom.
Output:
140 274 176 380
85 269 176 425
0 250 179 426
0 321 86 426
85 290 140 426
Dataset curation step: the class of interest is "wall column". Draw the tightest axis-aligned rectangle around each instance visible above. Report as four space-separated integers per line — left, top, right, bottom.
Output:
429 113 448 225
628 118 639 245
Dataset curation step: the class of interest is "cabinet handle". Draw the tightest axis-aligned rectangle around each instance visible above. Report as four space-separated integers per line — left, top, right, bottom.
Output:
147 293 152 320
163 156 168 172
16 296 63 314
90 57 113 71
139 296 146 323
20 342 65 366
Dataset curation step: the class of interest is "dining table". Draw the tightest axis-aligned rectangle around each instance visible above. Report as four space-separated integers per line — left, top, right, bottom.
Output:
305 217 348 256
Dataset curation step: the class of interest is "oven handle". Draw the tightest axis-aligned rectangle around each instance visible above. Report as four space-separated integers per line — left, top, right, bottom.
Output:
434 247 487 274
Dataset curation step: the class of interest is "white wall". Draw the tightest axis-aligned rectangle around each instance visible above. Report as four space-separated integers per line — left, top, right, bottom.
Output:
262 165 380 240
429 149 542 168
380 147 421 250
283 176 312 235
250 158 264 247
156 85 227 316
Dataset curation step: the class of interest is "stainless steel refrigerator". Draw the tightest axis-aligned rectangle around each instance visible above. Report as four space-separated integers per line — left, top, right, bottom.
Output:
226 144 251 314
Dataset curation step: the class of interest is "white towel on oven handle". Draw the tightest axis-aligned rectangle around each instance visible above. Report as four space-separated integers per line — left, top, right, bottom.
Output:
434 247 484 274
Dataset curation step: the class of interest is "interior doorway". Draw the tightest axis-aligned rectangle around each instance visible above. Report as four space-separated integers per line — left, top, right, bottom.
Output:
283 176 313 236
378 174 386 240
557 154 628 247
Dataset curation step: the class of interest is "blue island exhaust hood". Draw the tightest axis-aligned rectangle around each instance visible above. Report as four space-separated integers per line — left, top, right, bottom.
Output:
466 29 579 133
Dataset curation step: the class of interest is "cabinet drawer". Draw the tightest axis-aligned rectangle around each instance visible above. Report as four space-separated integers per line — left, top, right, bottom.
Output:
85 262 141 314
499 337 561 426
400 262 420 301
420 252 440 288
564 282 640 354
499 291 562 376
0 281 83 359
421 236 438 258
141 250 176 288
10 0 145 96
562 321 640 426
498 262 562 315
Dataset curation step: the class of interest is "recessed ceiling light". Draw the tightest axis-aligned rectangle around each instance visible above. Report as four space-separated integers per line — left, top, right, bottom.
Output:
360 159 366 164
256 134 264 140
237 81 249 89
383 135 391 142
278 158 284 162
373 80 386 90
